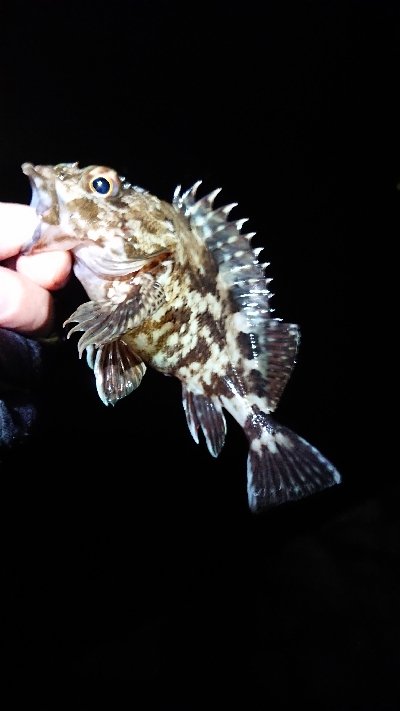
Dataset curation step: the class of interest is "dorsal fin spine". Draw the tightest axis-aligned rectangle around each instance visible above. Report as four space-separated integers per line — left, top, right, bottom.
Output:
174 183 276 361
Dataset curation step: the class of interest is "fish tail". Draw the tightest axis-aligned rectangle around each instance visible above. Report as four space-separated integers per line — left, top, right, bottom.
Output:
243 411 341 513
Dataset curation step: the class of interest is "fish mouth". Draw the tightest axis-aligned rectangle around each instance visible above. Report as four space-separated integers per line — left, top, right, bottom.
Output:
21 163 80 255
22 163 56 218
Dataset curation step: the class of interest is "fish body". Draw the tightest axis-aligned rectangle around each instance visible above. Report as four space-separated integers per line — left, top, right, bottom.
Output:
22 162 340 512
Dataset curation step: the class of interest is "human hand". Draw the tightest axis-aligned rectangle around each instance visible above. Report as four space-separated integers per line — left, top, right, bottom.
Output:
0 203 72 337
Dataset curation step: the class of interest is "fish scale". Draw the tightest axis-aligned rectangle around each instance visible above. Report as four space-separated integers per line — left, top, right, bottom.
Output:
22 161 341 512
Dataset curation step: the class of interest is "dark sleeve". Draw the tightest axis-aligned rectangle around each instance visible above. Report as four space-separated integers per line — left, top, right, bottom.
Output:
0 328 42 447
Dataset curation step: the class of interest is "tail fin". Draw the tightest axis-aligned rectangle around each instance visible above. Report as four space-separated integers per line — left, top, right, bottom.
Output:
243 412 341 513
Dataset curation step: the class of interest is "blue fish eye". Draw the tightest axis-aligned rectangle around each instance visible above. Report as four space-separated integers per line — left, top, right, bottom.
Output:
91 177 112 195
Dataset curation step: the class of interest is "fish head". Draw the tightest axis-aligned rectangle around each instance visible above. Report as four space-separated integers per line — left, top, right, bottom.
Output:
21 163 177 275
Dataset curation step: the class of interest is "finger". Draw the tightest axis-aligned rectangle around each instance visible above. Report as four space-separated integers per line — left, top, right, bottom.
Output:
0 265 54 336
0 203 40 259
15 251 72 290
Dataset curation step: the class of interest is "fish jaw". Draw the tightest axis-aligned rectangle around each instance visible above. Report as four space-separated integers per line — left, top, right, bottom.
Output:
21 163 81 254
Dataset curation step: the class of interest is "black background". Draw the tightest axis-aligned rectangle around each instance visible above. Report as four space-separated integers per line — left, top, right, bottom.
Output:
1 1 399 708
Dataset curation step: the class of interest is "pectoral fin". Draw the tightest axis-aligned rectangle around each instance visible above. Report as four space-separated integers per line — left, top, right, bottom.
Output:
64 272 165 357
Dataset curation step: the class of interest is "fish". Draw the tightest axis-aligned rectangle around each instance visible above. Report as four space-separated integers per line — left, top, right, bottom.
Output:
21 162 341 512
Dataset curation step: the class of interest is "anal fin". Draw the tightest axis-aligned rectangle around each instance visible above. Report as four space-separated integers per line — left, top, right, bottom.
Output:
244 412 341 512
182 386 226 457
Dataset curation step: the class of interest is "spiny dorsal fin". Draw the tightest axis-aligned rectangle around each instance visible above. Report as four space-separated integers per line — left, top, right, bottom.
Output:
173 182 271 317
173 183 280 370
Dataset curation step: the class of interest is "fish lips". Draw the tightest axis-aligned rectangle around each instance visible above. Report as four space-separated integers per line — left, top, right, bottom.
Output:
21 162 56 255
21 163 79 255
22 163 56 218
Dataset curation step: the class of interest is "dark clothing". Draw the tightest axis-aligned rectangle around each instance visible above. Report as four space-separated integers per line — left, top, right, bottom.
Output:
0 328 42 446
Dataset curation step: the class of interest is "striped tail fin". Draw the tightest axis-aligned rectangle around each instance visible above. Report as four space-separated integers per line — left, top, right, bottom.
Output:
243 411 341 512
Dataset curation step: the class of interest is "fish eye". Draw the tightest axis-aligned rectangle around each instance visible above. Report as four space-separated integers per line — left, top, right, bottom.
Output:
85 168 121 197
91 177 112 195
89 176 120 197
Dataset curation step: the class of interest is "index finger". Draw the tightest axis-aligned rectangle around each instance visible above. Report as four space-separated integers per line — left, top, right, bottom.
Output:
0 203 40 259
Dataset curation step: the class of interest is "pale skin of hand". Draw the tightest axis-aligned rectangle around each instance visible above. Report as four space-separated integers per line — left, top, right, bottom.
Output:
0 203 72 337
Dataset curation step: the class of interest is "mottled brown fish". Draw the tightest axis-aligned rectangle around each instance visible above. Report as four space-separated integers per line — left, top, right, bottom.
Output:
22 162 340 512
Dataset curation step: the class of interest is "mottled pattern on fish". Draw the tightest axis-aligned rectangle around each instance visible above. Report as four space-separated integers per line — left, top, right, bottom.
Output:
22 162 341 512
